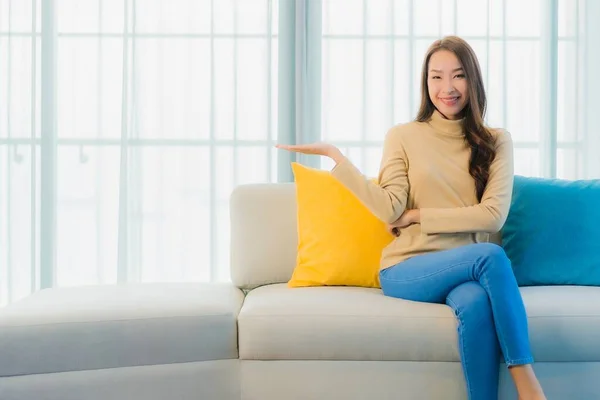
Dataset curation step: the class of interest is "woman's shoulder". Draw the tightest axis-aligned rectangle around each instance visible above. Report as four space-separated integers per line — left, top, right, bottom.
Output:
386 120 427 140
487 126 513 144
488 126 509 134
486 127 514 158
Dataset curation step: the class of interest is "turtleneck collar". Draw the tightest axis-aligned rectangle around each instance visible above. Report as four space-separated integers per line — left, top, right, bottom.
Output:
428 109 465 137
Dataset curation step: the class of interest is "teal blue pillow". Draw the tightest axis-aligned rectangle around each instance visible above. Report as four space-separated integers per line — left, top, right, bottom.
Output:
502 175 600 286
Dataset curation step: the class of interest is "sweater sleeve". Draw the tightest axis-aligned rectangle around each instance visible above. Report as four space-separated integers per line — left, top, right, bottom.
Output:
420 130 514 234
331 127 409 224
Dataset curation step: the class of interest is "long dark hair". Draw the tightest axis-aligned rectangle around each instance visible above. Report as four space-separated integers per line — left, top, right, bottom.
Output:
416 36 496 201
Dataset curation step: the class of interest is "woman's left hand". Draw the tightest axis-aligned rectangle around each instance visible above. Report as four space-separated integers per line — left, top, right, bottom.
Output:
275 142 344 163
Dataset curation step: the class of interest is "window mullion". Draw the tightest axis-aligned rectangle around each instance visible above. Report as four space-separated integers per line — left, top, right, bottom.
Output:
40 0 58 289
541 0 558 178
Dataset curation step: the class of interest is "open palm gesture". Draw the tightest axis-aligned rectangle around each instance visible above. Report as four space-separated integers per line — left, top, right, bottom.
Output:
275 142 344 162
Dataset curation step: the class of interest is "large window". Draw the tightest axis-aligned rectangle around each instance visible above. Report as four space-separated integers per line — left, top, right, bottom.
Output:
1 0 598 306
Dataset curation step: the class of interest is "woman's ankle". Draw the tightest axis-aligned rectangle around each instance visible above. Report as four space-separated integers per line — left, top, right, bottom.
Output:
509 364 545 399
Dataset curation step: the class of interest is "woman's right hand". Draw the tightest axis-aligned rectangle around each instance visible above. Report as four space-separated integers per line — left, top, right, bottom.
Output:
275 142 345 163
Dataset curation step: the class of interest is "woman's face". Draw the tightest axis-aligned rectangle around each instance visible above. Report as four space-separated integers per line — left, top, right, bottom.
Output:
427 50 469 120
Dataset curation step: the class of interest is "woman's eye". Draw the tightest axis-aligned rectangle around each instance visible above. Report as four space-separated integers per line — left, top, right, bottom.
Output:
431 76 441 80
455 74 465 79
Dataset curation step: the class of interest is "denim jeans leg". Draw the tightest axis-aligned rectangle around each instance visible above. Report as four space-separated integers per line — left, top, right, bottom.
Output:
446 281 501 400
379 242 534 398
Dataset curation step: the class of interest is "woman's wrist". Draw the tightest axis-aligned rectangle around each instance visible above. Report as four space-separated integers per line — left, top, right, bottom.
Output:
411 209 421 224
329 148 345 164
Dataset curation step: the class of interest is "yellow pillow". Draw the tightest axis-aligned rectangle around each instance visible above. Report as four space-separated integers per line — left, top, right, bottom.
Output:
288 162 394 288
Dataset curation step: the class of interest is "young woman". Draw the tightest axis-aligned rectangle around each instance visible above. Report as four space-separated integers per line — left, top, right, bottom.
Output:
276 36 546 400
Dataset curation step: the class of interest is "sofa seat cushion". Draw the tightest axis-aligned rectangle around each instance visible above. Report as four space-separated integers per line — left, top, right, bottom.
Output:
0 283 245 377
238 284 459 361
238 284 600 362
523 285 600 362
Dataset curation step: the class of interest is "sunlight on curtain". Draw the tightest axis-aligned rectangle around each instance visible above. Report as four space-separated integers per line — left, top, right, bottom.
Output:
319 0 595 182
0 0 279 307
54 0 279 287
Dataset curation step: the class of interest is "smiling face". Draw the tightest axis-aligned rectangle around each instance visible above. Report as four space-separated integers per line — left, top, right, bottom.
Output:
427 50 469 120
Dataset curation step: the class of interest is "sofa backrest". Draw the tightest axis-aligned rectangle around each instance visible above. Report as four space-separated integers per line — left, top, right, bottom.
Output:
229 182 504 290
230 183 298 290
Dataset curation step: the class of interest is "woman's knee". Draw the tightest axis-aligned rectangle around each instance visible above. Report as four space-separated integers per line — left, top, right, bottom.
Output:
475 243 508 260
446 281 491 316
473 243 512 275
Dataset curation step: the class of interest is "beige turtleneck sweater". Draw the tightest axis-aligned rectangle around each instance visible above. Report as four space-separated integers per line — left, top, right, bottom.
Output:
331 110 514 271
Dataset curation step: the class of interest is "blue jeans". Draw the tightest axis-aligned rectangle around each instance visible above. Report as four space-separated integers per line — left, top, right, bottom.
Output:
379 243 533 400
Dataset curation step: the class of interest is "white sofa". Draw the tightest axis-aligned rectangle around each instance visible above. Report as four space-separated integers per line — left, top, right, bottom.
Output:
1 182 600 400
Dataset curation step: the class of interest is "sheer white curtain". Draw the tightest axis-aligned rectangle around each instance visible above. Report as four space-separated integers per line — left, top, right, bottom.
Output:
0 0 280 306
1 0 599 307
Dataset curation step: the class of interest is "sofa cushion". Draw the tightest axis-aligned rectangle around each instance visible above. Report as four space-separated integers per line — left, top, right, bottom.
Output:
288 162 392 288
238 284 459 361
523 285 600 362
502 175 600 286
238 284 600 362
230 183 298 289
0 283 245 377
